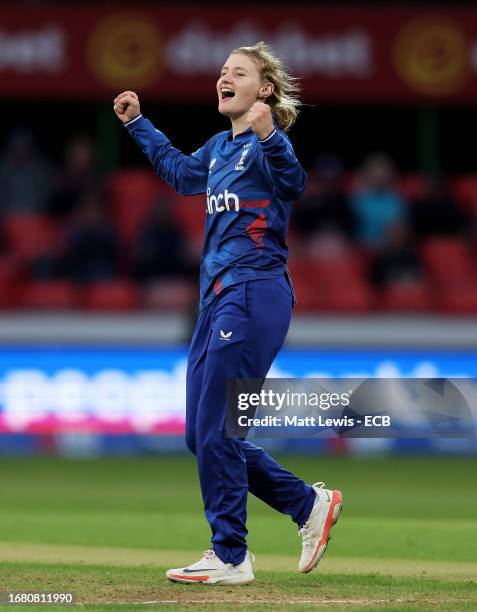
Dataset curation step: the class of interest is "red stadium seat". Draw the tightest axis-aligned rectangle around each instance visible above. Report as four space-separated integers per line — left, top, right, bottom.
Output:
108 170 174 242
288 251 370 313
3 214 61 263
421 238 477 287
314 280 373 313
438 284 477 314
171 194 205 245
450 175 477 210
379 281 433 312
312 257 365 286
143 278 197 312
289 260 373 313
398 174 426 200
286 271 318 313
0 257 21 308
342 172 358 194
83 280 140 311
287 260 323 312
289 252 365 289
21 281 78 310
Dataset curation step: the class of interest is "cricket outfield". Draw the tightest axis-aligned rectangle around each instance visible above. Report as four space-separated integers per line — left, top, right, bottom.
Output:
0 455 476 610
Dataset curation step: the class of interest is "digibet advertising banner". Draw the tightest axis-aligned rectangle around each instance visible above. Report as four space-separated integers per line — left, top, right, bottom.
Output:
2 6 477 102
0 346 477 436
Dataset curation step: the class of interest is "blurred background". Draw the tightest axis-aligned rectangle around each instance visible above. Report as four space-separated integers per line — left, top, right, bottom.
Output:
1 1 477 457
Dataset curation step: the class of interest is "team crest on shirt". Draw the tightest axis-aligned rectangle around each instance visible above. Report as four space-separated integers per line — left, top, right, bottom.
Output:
235 142 252 171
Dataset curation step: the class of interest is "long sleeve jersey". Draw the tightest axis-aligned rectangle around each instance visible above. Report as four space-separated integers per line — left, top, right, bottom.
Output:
124 114 307 310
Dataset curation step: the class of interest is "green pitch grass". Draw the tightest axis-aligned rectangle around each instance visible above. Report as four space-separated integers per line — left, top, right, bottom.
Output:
0 454 476 610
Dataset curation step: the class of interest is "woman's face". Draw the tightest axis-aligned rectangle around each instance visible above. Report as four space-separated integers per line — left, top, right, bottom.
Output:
217 53 263 119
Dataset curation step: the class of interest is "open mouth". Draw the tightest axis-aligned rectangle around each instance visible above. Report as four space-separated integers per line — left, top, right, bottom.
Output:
221 89 235 100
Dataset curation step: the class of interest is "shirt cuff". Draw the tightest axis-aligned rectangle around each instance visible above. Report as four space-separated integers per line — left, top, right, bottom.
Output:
258 128 284 151
259 128 277 143
124 114 144 128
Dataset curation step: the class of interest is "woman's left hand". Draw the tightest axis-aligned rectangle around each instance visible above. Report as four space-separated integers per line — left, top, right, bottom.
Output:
247 102 274 140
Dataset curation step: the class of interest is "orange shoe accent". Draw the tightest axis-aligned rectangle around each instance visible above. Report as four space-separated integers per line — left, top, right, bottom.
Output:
303 489 342 573
168 573 210 582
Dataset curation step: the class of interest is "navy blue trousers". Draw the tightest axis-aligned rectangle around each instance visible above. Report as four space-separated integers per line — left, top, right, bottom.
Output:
185 275 316 565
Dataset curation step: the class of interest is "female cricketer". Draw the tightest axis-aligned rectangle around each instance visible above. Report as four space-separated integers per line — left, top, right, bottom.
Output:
114 42 342 585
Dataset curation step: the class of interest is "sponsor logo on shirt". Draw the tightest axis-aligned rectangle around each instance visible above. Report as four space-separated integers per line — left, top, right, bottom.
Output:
206 188 240 214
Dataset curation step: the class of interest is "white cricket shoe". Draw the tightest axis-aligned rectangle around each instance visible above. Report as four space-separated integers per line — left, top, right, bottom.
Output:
166 549 255 585
298 482 343 573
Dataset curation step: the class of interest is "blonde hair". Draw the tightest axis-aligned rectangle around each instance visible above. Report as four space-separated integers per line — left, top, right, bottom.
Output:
231 41 301 132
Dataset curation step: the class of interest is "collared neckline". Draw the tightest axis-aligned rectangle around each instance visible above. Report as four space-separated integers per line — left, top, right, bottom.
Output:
226 114 278 142
227 127 253 142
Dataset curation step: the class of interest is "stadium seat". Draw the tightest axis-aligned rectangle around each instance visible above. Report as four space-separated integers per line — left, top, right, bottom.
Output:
20 281 79 310
437 284 477 314
170 194 205 245
398 174 426 200
287 260 318 312
3 214 61 263
342 172 358 194
289 250 364 283
286 278 318 313
421 238 477 287
83 280 140 311
312 257 365 286
379 281 433 312
0 257 21 308
290 260 373 313
314 280 373 313
143 278 197 312
450 175 477 210
108 170 173 242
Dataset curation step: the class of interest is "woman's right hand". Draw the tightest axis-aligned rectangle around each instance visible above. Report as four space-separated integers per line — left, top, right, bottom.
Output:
113 91 141 124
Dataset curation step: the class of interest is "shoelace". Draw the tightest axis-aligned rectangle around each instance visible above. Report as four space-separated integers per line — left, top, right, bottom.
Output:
201 549 256 563
202 549 217 560
298 482 326 548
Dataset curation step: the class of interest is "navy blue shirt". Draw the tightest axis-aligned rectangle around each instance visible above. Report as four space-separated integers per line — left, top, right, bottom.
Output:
125 114 306 309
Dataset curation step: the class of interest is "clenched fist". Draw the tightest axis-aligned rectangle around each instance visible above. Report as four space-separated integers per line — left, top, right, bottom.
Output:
113 91 141 124
247 101 274 140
